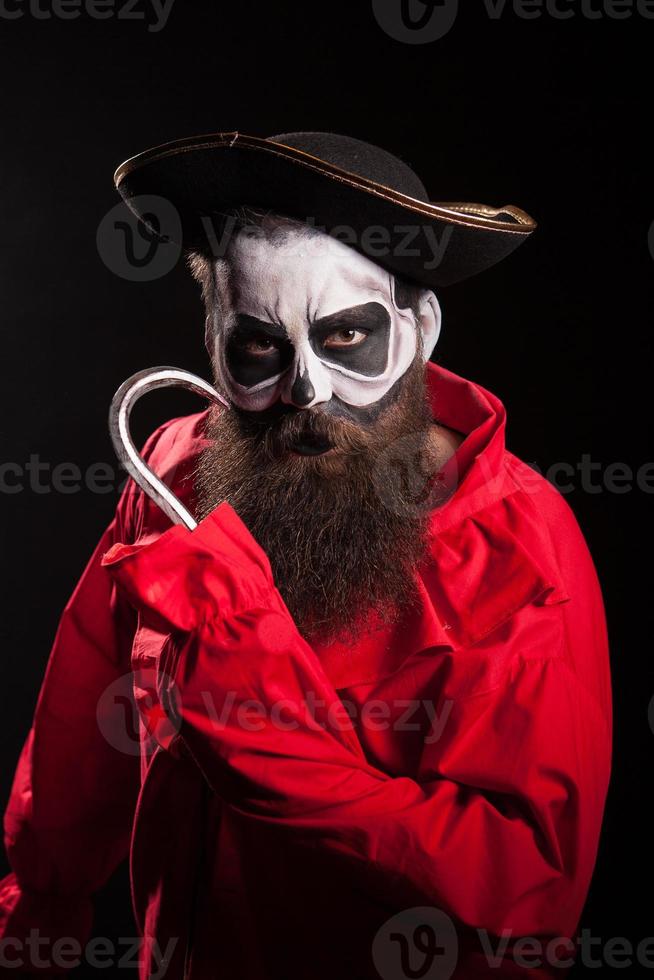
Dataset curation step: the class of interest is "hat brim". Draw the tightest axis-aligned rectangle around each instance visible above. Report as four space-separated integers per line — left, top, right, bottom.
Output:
114 131 537 288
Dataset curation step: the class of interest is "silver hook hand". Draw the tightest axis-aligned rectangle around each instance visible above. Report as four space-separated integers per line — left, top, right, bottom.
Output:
109 366 230 531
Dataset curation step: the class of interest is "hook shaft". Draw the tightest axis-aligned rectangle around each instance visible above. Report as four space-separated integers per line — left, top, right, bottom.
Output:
109 366 229 531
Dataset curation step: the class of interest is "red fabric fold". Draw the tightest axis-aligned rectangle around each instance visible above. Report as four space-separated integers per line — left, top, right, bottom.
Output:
101 501 276 632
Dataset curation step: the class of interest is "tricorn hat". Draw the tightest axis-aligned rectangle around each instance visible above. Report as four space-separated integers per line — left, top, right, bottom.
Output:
114 130 536 289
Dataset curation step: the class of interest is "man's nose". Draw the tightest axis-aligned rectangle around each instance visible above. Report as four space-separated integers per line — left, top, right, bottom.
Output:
286 365 315 408
281 352 331 409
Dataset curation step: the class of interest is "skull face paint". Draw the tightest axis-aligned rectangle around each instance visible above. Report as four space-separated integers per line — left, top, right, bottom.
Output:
208 221 442 417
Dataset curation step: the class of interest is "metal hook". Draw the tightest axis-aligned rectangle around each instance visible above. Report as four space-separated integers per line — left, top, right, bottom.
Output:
109 366 230 531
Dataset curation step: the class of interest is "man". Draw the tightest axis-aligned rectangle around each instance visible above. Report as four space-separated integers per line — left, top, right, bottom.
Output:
0 132 611 979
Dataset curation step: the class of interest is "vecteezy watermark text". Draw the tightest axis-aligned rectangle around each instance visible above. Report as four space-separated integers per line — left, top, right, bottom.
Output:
95 197 456 282
0 455 128 495
373 907 654 978
202 212 456 273
198 690 454 746
0 0 176 30
482 0 654 19
97 672 456 755
372 0 654 45
0 931 177 976
3 452 654 498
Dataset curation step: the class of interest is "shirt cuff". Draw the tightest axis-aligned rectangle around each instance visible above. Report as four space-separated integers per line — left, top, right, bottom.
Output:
100 501 276 632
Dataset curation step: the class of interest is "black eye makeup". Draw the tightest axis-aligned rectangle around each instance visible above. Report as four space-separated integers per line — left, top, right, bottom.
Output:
225 303 392 389
226 314 294 387
311 302 390 376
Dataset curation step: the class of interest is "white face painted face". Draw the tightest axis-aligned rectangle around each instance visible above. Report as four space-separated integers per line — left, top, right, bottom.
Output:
209 222 441 414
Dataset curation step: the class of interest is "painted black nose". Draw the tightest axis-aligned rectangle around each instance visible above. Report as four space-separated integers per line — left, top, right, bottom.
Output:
289 366 315 407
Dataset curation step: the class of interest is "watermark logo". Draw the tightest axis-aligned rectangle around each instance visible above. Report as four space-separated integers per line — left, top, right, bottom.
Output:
372 0 460 43
372 907 459 979
96 195 182 281
372 429 459 519
373 911 654 973
96 667 181 756
96 204 455 284
373 0 654 43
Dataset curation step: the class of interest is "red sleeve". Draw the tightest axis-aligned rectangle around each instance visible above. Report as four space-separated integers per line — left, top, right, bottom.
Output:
103 502 611 969
0 424 171 975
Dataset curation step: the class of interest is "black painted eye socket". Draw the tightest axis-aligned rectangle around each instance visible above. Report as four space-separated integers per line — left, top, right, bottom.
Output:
225 303 391 388
226 318 294 387
311 302 390 377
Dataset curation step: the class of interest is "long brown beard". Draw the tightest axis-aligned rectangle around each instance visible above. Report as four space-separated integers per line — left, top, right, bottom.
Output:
191 355 449 647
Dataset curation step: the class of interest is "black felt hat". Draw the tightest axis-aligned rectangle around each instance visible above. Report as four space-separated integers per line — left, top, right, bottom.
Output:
114 130 536 288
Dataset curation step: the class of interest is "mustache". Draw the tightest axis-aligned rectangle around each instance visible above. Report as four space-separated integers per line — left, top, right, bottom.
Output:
244 407 371 458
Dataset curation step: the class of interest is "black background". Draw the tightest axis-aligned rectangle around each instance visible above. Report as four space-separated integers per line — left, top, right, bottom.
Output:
1 1 652 975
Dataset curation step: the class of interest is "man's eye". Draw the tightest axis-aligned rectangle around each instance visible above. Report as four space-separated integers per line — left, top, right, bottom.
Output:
236 335 278 356
322 328 368 349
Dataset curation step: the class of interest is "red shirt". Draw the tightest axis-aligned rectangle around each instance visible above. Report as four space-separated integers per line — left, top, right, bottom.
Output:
0 361 612 978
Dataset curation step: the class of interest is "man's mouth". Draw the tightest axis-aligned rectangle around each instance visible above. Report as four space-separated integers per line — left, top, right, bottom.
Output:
289 433 334 456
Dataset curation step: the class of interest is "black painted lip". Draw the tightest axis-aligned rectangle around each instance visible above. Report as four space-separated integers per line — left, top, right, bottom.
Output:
289 434 334 456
